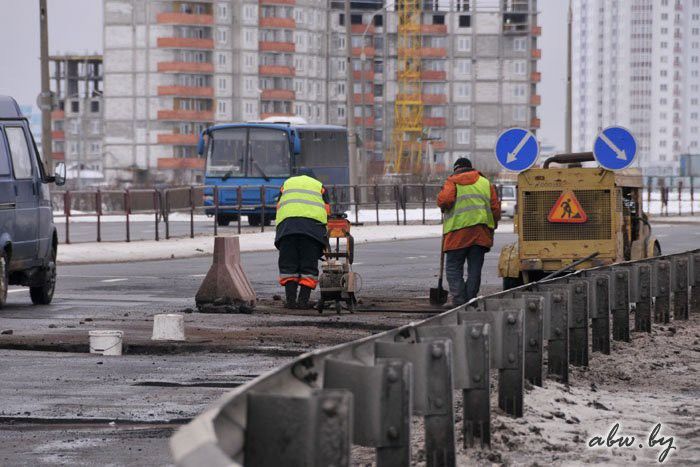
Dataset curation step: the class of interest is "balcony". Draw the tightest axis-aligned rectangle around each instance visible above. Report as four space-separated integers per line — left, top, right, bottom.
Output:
259 0 296 5
51 130 65 140
259 17 296 29
157 61 214 73
530 117 541 128
352 70 375 81
157 86 214 97
156 12 213 25
259 65 295 77
421 70 446 81
52 152 65 161
157 37 214 49
531 71 541 82
51 110 65 119
157 134 199 145
261 89 295 100
353 93 375 105
259 41 295 53
157 157 205 170
421 24 447 35
423 117 446 127
530 94 541 105
421 94 447 105
157 110 214 122
351 24 374 34
532 49 542 59
398 47 447 58
352 47 376 58
531 26 542 36
354 116 375 127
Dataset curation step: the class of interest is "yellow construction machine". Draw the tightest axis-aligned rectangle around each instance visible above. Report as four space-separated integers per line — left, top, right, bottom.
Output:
498 153 661 288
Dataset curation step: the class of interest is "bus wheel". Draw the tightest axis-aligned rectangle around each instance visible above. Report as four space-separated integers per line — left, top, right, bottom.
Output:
248 215 260 227
216 214 231 226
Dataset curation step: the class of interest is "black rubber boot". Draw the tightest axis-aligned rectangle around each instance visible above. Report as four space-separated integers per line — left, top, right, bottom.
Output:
284 282 298 309
297 285 313 309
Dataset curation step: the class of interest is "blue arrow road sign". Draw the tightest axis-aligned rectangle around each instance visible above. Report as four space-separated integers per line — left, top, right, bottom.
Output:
494 128 539 172
593 126 637 170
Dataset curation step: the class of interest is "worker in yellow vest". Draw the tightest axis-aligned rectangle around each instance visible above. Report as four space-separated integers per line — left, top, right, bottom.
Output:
275 168 331 309
437 158 501 306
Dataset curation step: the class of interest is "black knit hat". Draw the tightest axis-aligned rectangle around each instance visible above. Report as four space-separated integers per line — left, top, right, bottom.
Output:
453 157 472 170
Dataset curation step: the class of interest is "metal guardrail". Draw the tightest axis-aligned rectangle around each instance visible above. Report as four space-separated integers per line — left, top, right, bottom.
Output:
169 249 700 467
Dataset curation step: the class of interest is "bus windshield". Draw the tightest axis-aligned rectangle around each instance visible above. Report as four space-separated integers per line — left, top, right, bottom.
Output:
206 127 291 178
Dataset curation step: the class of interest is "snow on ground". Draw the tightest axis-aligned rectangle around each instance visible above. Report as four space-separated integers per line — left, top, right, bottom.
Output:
58 222 515 265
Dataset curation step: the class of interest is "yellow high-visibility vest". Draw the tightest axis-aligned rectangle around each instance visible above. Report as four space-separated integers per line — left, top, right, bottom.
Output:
443 176 494 234
275 175 327 225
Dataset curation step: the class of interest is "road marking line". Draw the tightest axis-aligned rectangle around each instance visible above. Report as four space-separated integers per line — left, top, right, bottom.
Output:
8 289 25 294
190 274 207 278
101 278 128 283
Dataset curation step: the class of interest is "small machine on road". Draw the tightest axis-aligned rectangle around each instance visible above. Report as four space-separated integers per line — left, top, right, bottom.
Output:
317 214 358 313
499 152 661 288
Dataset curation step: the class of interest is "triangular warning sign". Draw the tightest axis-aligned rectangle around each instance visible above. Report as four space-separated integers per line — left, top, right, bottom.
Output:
547 190 588 223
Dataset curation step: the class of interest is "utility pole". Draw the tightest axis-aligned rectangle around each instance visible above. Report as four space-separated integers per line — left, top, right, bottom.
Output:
565 0 573 153
39 0 53 168
345 0 358 186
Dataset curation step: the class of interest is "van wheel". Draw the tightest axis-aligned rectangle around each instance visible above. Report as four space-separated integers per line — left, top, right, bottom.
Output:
30 247 56 305
0 251 8 308
216 214 231 226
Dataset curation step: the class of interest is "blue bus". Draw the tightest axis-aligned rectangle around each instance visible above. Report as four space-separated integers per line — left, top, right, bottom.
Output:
199 118 349 226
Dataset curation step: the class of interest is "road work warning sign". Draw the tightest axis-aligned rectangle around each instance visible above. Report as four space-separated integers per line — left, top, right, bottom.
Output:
547 190 588 223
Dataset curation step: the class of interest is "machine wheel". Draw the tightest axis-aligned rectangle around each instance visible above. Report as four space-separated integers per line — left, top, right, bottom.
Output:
502 275 524 291
216 214 231 226
335 301 342 314
249 215 273 227
0 250 8 309
30 247 56 305
317 301 324 314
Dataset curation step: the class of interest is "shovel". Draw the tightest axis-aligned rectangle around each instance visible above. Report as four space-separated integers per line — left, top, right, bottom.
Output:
429 236 449 306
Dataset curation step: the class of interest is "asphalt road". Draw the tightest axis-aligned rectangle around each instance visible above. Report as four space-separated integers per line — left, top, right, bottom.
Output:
0 224 698 465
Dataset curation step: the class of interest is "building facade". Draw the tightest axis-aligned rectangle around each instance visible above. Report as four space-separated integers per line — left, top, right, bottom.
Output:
49 55 104 187
573 0 700 176
103 0 540 184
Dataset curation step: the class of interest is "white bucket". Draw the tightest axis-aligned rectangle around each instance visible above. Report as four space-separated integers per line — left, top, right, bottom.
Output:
151 314 186 341
89 330 123 356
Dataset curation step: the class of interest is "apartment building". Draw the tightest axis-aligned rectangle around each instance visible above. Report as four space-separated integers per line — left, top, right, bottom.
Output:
573 0 700 176
49 54 104 187
103 0 539 184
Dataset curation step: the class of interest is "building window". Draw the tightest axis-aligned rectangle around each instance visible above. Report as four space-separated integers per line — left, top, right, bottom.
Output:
71 101 79 113
513 61 527 75
374 15 383 27
218 101 226 114
90 120 101 134
70 120 79 133
90 101 100 113
456 129 470 145
218 77 227 91
513 38 527 51
433 15 445 25
218 53 226 65
456 105 470 122
244 5 255 20
217 29 228 44
457 83 470 98
513 106 527 121
456 59 471 75
458 15 470 28
337 106 345 118
513 84 526 97
218 4 228 20
338 13 344 26
457 36 471 52
90 142 101 153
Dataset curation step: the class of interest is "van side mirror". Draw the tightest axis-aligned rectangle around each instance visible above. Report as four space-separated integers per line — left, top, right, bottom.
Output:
53 162 66 186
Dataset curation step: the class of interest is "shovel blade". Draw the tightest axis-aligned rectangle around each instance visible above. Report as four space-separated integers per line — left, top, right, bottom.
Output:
429 286 449 305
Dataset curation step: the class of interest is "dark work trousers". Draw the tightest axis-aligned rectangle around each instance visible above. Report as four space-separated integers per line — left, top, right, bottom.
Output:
277 234 324 288
445 245 488 306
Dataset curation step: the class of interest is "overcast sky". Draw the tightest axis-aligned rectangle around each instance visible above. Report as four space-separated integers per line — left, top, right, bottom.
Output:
0 0 567 150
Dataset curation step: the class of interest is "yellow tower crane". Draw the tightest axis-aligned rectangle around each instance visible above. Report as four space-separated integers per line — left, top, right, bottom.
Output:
389 0 424 175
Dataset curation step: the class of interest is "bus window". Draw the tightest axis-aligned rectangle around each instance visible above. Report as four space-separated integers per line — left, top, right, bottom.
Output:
297 130 348 168
249 128 290 178
206 128 246 177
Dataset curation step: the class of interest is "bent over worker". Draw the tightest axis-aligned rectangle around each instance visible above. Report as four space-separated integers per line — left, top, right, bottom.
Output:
275 168 330 309
437 157 501 306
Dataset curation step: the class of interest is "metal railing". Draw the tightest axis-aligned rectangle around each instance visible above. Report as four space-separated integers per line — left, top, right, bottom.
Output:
170 249 700 466
51 181 700 243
